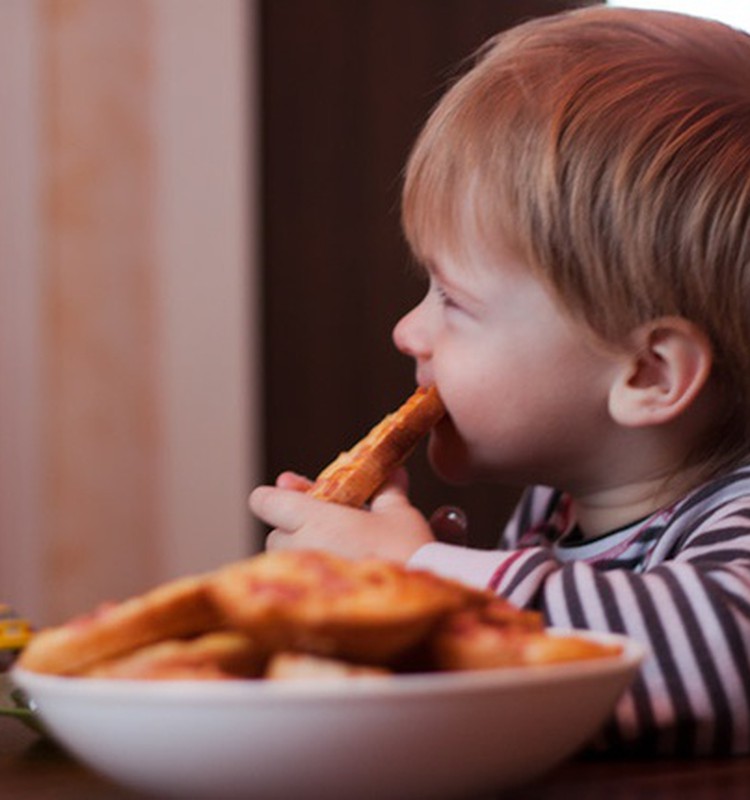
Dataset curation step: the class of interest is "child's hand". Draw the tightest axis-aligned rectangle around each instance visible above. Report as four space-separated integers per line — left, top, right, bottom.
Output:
248 469 435 562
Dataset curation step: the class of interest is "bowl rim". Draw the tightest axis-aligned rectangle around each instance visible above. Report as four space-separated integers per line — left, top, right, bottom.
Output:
11 629 645 705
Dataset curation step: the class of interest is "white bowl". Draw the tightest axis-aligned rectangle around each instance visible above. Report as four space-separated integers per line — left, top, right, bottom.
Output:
11 630 643 800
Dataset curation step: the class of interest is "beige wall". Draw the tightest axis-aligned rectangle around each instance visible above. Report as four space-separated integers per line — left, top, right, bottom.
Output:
0 0 259 626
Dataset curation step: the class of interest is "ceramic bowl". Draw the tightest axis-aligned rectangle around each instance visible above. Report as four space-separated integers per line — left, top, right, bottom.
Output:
12 630 643 800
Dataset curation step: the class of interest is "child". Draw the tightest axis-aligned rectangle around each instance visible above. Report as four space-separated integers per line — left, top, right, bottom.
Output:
250 6 750 757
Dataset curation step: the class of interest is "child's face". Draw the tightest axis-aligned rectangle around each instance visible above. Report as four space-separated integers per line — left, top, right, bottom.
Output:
393 240 624 490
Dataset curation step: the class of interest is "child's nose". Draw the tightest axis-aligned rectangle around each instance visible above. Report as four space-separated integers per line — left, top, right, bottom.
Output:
392 303 430 360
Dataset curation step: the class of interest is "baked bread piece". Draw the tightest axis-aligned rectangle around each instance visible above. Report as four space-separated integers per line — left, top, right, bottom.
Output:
264 651 389 681
309 385 445 507
208 550 491 665
17 550 621 681
84 632 262 681
430 605 622 671
17 574 222 676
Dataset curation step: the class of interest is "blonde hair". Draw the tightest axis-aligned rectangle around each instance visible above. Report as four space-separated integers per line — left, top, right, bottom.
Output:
402 6 750 472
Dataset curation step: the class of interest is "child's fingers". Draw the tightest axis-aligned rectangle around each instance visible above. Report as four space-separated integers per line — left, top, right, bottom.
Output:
388 466 410 493
275 471 314 492
369 468 412 513
264 528 294 551
249 485 312 532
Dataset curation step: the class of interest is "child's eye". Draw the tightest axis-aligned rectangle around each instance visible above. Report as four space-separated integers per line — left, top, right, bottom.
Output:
435 284 459 310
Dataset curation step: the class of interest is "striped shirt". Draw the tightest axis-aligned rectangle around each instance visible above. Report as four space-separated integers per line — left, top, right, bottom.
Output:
410 466 750 756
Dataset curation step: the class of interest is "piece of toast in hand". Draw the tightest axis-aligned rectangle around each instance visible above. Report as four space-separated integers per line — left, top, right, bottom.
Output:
309 385 445 507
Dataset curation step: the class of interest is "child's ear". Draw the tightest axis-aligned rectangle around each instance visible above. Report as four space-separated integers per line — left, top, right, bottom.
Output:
608 317 713 428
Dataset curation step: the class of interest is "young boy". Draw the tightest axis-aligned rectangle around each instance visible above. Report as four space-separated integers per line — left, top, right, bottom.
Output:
250 6 750 757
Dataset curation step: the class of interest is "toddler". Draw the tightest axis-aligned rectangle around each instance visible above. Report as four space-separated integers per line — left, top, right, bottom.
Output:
250 6 750 757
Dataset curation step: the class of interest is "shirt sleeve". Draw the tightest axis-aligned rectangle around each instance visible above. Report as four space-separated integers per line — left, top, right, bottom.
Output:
409 497 750 758
408 542 511 588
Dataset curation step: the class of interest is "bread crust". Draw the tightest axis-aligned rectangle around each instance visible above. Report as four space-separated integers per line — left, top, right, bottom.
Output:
430 604 621 671
309 385 445 507
207 550 490 665
264 651 389 680
17 550 623 680
17 576 221 676
83 632 262 681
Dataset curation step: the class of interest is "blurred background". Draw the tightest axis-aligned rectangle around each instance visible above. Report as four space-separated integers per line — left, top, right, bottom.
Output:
0 0 255 624
4 0 739 625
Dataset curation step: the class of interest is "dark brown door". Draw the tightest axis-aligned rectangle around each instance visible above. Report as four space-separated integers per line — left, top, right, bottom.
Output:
259 0 598 549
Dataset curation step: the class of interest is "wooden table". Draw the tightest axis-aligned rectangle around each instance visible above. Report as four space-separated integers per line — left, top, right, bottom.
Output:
3 719 750 799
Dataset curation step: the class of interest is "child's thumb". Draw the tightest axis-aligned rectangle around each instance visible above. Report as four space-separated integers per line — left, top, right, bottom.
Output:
369 468 411 512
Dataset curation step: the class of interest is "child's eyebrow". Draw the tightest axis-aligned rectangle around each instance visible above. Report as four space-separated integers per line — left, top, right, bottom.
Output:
407 256 441 285
413 255 481 304
425 260 461 293
405 252 431 280
420 258 437 276
420 258 449 281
